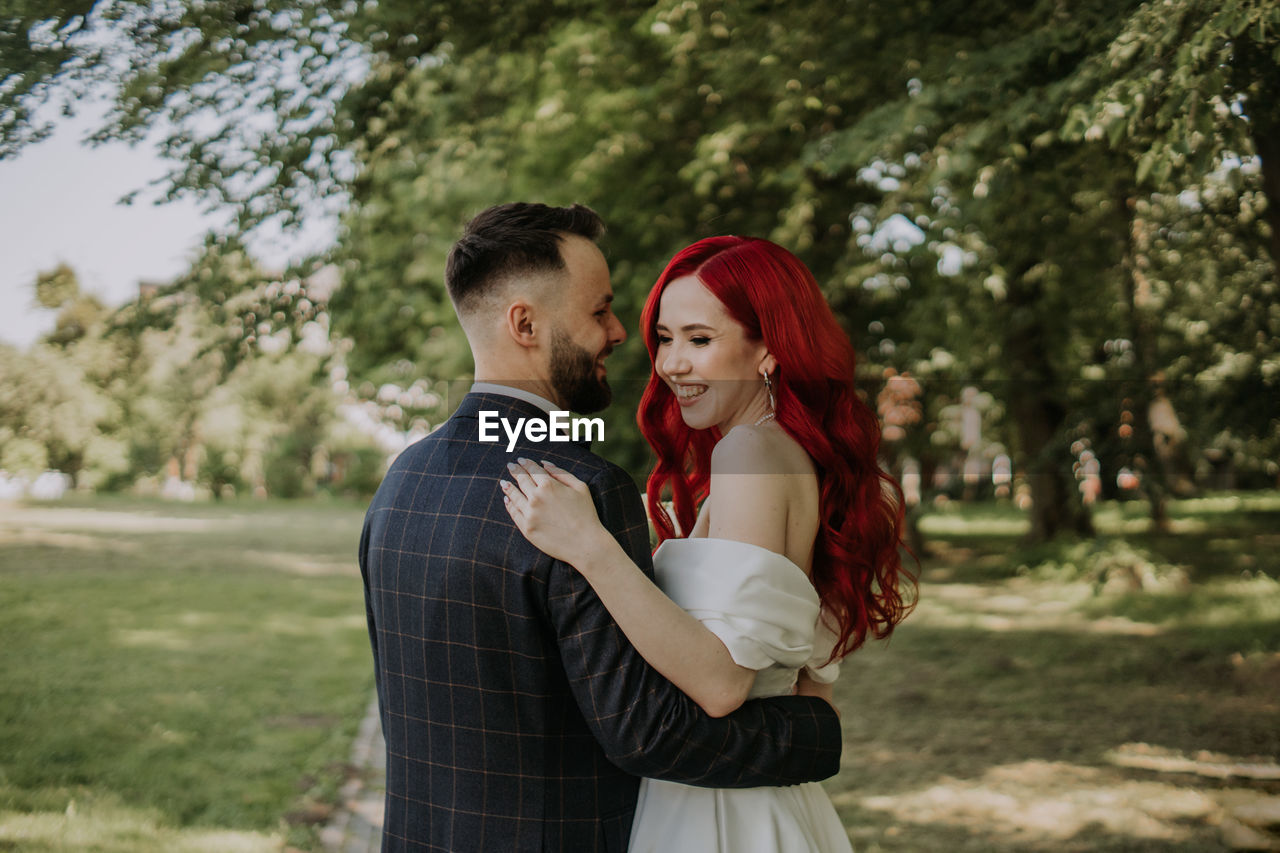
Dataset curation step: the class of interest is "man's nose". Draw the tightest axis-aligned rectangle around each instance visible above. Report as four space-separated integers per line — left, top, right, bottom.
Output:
608 313 626 346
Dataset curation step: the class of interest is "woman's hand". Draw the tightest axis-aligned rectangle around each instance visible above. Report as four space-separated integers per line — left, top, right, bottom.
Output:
501 458 613 568
505 457 757 716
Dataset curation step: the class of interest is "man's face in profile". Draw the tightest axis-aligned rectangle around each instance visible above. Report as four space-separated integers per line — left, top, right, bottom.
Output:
547 235 626 414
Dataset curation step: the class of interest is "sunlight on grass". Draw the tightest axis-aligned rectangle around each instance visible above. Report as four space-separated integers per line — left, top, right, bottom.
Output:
0 529 141 552
918 514 1029 536
915 491 1280 542
2 506 232 534
1104 516 1210 535
1174 493 1280 514
244 549 358 576
262 612 368 637
112 628 195 651
0 800 280 852
851 760 1244 846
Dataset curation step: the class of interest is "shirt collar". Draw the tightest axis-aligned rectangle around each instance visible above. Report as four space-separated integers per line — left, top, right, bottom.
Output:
469 382 560 415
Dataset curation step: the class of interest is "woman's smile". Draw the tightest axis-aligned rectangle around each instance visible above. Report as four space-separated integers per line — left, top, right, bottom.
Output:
673 382 709 404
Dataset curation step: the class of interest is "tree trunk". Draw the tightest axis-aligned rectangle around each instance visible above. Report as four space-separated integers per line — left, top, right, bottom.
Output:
1237 35 1280 269
1008 383 1093 542
1005 272 1095 543
1120 197 1171 532
1252 126 1280 273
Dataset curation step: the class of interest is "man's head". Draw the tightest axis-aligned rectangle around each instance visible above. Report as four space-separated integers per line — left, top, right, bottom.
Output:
446 203 626 413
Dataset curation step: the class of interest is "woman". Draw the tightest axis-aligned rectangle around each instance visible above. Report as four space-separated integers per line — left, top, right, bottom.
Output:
501 236 914 852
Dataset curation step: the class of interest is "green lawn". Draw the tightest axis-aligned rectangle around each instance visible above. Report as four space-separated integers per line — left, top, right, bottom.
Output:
2 492 1278 852
0 496 375 852
831 492 1280 852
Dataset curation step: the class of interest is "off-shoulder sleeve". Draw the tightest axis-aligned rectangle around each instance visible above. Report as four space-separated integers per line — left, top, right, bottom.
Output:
802 612 842 684
654 538 822 672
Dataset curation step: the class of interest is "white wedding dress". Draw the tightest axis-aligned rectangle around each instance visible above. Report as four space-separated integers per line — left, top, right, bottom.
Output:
628 537 854 853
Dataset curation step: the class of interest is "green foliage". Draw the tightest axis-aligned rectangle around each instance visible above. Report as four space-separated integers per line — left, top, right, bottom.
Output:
0 0 97 156
330 445 388 498
0 252 393 498
0 341 120 476
33 263 79 309
0 436 48 475
2 0 1276 529
196 445 243 499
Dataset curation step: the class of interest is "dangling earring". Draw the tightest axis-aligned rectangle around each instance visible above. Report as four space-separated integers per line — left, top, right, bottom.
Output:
755 372 777 426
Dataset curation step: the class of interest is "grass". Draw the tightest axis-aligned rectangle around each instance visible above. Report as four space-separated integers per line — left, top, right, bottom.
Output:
831 491 1280 851
0 496 374 852
2 491 1278 851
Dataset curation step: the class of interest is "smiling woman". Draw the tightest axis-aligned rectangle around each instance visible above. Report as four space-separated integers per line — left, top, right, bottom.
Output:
654 274 776 434
638 236 913 661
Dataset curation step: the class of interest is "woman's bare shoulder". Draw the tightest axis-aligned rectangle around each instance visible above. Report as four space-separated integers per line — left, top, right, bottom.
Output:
707 424 818 564
713 423 815 477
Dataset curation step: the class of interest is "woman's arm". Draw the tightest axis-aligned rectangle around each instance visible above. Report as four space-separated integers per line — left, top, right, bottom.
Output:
794 669 837 712
502 457 756 718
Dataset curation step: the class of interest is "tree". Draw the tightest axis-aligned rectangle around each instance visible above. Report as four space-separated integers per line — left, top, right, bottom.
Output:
0 341 121 480
799 0 1277 538
6 0 1275 527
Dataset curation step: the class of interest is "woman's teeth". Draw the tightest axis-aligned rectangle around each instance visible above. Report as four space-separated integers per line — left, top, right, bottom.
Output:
676 384 707 399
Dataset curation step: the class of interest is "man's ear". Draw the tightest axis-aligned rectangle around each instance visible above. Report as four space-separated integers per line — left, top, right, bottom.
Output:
504 301 538 348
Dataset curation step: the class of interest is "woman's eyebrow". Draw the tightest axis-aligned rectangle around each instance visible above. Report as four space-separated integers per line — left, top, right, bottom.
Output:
656 322 716 333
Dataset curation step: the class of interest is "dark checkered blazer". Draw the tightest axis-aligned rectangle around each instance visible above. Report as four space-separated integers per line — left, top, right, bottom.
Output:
359 392 841 852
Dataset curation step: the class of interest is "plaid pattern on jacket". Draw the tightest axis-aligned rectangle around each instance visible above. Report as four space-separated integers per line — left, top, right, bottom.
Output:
359 392 842 852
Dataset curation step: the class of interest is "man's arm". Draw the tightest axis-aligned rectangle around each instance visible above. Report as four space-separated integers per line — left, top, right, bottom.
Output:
545 463 841 788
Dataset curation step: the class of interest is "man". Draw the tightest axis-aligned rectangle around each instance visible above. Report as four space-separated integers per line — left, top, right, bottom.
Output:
358 203 842 852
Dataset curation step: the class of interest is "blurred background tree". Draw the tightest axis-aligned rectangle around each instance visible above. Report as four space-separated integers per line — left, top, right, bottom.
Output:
1 0 1275 538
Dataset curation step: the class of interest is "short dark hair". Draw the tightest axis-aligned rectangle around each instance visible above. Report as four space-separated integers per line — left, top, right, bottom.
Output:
445 202 605 311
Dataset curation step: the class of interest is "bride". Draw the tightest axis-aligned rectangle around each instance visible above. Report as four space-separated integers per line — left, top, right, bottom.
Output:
501 235 915 852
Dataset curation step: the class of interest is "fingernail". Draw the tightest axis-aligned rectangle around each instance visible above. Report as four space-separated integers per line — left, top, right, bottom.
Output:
517 457 532 465
507 462 518 470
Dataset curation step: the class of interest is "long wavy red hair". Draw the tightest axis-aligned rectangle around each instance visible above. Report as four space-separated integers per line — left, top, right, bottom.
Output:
638 236 915 659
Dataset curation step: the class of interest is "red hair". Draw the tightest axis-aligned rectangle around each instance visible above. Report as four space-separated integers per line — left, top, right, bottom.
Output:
638 236 915 660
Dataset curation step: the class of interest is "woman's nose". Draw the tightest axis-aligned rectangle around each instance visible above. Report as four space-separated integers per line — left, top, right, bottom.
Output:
662 345 689 377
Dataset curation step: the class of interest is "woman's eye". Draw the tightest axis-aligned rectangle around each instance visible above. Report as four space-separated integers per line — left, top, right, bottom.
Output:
691 336 711 346
656 335 672 345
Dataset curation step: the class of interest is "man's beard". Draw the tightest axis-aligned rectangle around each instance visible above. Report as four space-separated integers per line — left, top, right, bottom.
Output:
550 328 612 414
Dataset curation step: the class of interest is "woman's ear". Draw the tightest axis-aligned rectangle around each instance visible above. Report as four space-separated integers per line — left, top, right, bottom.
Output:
758 350 778 378
505 301 538 348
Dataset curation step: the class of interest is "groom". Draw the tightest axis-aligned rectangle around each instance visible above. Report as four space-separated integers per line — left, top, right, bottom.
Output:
358 203 842 852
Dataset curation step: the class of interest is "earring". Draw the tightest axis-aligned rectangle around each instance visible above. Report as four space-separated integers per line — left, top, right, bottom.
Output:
763 372 776 412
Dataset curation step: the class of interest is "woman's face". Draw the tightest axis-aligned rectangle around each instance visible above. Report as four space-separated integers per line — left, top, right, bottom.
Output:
654 275 774 432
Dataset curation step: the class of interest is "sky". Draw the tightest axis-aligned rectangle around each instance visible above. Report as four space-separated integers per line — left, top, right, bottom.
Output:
0 101 335 348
